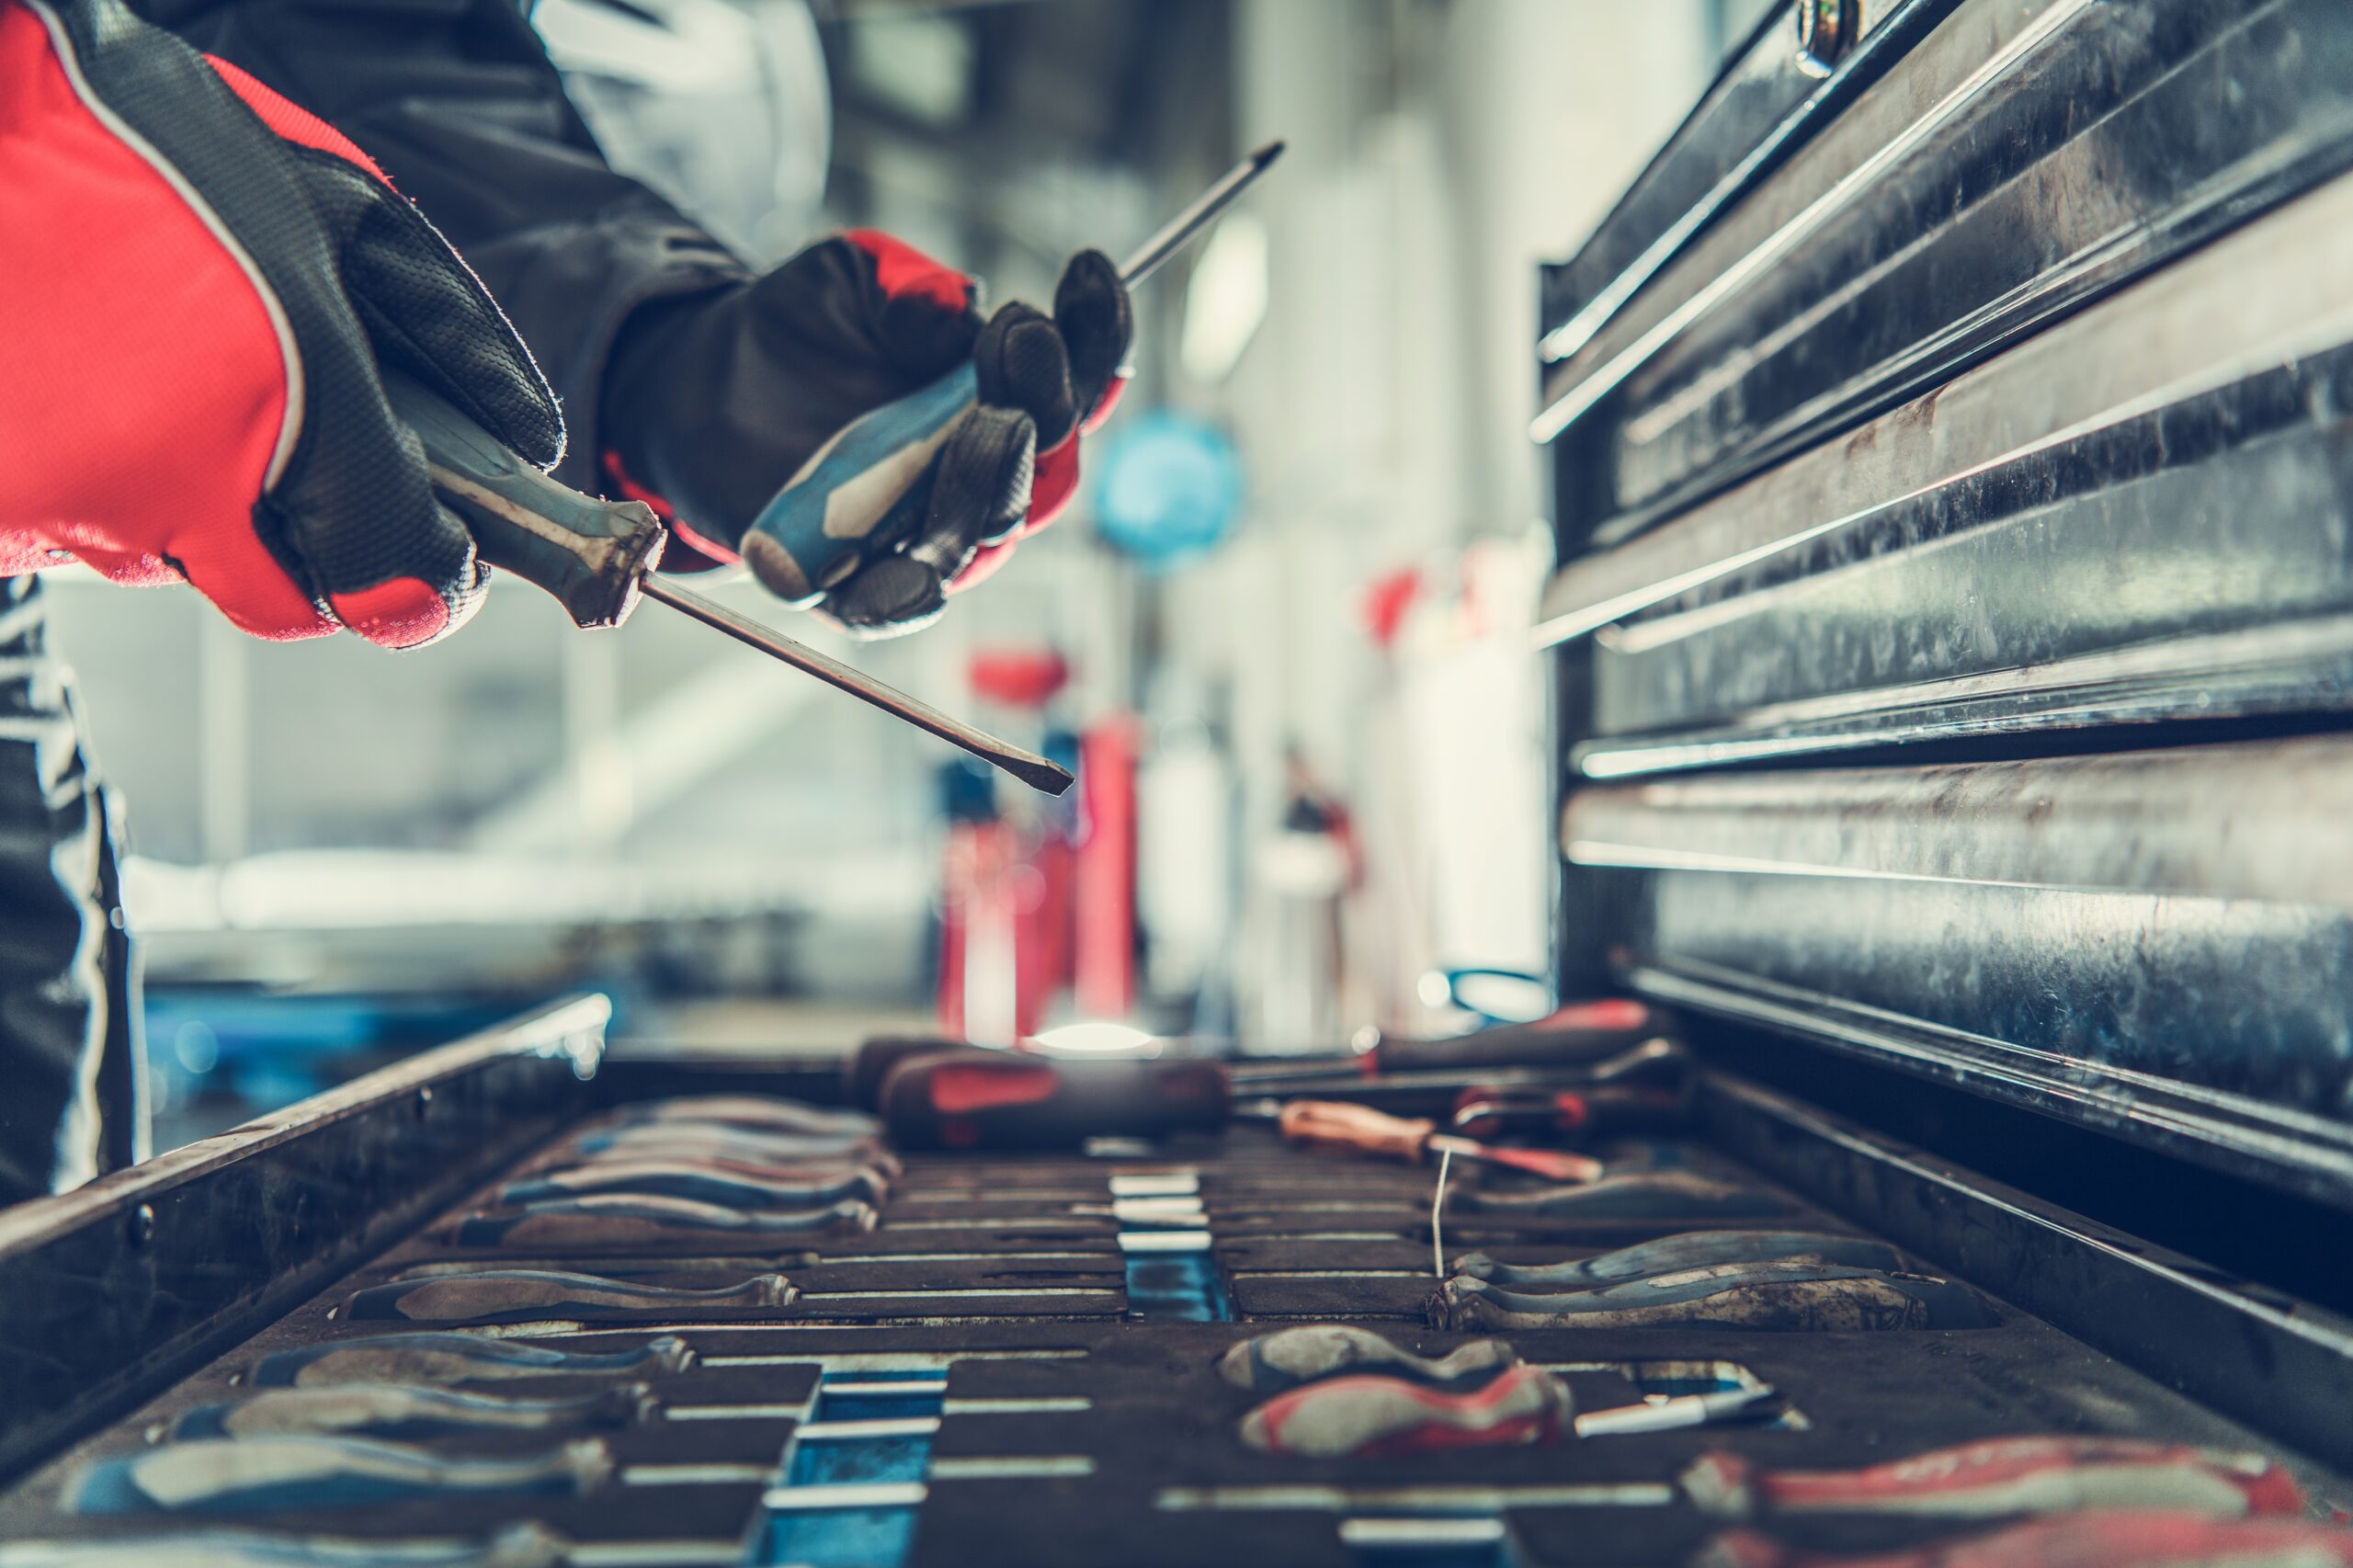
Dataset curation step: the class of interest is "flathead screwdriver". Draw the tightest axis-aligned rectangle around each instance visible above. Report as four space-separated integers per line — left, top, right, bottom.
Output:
383 371 1074 795
385 142 1285 798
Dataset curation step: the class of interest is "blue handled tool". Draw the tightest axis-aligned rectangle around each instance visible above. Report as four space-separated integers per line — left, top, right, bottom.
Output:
397 142 1279 797
745 140 1286 606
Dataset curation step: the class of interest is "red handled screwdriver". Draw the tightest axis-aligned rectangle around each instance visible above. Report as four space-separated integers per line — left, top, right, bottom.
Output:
875 1051 1230 1150
1265 1098 1604 1184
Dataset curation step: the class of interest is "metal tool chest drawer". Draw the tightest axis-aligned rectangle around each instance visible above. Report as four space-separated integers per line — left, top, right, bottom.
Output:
1537 0 2353 1210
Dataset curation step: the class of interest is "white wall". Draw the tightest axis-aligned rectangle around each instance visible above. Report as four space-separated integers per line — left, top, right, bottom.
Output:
1158 0 1715 1032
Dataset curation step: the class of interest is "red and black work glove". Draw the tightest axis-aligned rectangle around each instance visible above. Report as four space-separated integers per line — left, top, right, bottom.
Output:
0 0 561 648
601 231 1132 637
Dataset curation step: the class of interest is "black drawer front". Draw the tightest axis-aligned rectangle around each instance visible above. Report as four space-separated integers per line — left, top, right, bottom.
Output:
1540 0 2353 1204
1543 168 2353 766
1538 0 1959 366
1541 0 2353 556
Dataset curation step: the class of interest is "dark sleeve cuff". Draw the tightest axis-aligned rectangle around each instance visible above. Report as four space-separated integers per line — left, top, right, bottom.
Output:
458 216 745 493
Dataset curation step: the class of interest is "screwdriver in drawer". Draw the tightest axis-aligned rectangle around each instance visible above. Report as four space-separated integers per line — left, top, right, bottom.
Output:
870 1042 1661 1159
1682 1437 2316 1524
172 1383 654 1442
845 997 1677 1108
1698 1511 2353 1568
251 1332 695 1388
331 1267 796 1326
67 1436 613 1516
1262 1098 1605 1183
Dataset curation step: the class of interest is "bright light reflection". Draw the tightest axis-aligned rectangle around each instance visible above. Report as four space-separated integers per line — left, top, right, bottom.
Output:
1029 1021 1160 1057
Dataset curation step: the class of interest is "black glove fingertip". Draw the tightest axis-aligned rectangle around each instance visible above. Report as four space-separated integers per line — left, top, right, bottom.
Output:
310 152 565 470
974 302 1079 449
930 403 1036 551
1053 248 1133 414
824 554 948 637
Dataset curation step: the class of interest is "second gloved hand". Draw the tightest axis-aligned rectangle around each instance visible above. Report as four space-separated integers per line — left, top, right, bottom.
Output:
0 0 562 648
599 232 1131 637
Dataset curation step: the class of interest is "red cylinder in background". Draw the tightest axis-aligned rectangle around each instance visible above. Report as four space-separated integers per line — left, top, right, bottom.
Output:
1075 715 1139 1020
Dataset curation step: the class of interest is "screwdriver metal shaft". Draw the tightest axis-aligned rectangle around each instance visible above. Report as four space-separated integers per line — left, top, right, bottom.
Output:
392 377 1074 795
1118 140 1285 284
636 575 1074 795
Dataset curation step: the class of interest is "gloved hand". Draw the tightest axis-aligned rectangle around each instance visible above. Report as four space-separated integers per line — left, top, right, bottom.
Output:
601 232 1132 637
0 0 561 648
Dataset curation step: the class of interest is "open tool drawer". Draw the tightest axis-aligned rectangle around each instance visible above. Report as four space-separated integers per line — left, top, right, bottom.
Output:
2 995 2350 1566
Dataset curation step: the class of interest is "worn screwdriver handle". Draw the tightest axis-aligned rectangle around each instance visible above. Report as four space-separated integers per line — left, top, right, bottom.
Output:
335 1267 797 1326
1276 1099 1605 1183
1367 998 1672 1074
605 1095 881 1138
1277 1099 1435 1163
253 1332 695 1390
67 1436 612 1517
382 370 665 630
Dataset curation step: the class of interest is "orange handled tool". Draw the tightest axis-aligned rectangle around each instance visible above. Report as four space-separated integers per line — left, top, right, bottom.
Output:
1273 1099 1603 1183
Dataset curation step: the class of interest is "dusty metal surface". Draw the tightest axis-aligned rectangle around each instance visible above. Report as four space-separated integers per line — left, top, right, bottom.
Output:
1538 0 2353 1221
1560 741 2353 1202
1541 162 2353 656
1571 348 2353 769
1699 1072 2353 1474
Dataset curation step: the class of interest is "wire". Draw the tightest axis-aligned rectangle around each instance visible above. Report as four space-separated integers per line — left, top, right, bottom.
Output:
1430 1148 1453 1278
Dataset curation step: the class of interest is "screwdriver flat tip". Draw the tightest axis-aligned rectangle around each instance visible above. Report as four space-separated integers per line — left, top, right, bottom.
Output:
1118 139 1289 286
637 574 1073 796
1012 757 1077 797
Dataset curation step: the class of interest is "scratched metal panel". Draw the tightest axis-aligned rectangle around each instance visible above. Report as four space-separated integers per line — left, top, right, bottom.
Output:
1532 0 2353 1221
1539 0 2353 554
1537 0 1959 364
1561 741 2353 1207
1540 165 2353 767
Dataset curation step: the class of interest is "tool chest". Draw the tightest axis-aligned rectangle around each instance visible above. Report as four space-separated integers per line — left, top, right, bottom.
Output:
1534 0 2353 1205
4 996 2352 1566
9 1 2353 1564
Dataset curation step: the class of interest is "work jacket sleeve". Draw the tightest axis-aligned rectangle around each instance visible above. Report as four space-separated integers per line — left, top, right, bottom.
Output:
136 0 754 492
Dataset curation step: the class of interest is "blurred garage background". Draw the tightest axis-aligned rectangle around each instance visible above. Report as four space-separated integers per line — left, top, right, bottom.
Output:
40 0 1772 1148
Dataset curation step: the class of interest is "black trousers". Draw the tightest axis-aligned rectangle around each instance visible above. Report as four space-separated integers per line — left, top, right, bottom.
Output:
0 576 142 1208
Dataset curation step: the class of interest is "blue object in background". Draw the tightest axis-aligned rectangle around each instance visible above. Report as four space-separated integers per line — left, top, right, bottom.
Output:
1090 411 1244 569
1433 968 1554 1026
1123 1247 1233 1322
143 984 635 1150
